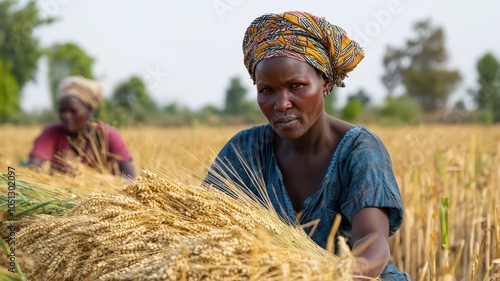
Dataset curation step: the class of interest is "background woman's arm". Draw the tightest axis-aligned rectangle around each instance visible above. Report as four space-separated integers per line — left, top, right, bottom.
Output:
27 154 44 168
118 160 136 179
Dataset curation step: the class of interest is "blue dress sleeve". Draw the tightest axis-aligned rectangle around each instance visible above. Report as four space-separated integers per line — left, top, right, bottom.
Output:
339 128 404 236
203 131 250 192
203 125 272 200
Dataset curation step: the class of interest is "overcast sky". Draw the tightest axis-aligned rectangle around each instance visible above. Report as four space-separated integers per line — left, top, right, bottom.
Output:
20 0 500 112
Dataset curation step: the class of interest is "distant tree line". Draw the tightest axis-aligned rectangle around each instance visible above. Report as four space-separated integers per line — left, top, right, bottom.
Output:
312 19 498 125
1 1 499 126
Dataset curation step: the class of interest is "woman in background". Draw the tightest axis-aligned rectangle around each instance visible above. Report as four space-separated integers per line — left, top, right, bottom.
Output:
28 76 136 178
204 11 409 280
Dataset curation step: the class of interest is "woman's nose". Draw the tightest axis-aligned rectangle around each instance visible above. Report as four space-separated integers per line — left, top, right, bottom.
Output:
59 111 72 121
273 92 292 112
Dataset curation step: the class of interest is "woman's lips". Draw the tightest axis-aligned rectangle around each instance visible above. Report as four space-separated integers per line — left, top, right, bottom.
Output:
274 117 297 129
62 122 74 130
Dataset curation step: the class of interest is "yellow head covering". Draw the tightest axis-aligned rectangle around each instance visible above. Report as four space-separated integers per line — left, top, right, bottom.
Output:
243 11 364 87
57 76 103 112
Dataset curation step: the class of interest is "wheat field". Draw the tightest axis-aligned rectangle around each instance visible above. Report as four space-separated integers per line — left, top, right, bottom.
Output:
1 124 499 280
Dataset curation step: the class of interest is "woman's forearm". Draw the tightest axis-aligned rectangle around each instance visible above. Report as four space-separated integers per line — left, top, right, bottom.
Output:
352 233 390 278
27 154 43 168
119 160 136 179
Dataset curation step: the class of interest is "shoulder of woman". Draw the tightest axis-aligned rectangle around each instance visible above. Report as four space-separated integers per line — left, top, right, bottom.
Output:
343 126 386 148
40 122 66 135
334 126 392 165
219 124 273 157
355 127 387 148
229 124 272 144
94 121 121 135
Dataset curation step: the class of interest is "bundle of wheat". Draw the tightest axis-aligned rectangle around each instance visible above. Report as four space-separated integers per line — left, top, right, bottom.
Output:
17 171 355 281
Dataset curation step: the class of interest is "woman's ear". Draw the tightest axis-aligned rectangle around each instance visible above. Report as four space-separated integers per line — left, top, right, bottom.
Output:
323 79 334 95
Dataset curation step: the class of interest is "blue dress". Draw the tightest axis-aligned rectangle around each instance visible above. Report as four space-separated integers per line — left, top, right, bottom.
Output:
204 124 410 280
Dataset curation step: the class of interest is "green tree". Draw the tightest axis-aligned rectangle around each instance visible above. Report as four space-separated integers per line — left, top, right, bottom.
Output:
469 52 500 122
347 89 370 108
46 43 94 108
224 76 246 115
341 99 363 123
382 19 461 112
0 58 20 122
0 0 53 89
453 100 466 111
239 100 266 124
198 104 222 116
151 102 195 127
378 96 421 125
163 102 183 114
108 76 157 126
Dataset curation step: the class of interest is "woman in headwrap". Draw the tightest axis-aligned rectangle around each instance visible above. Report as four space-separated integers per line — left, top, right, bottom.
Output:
204 11 409 280
28 76 136 178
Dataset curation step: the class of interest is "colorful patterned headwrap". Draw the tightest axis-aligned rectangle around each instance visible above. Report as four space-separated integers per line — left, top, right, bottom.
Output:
243 11 364 87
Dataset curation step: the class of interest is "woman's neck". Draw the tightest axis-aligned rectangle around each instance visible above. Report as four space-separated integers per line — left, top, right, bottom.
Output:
65 122 92 138
276 113 336 156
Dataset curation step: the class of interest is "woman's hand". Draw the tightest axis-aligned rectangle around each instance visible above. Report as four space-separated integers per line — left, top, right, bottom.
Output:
118 160 136 179
27 155 43 169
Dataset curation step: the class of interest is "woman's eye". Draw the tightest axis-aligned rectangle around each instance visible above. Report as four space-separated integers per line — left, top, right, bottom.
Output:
290 83 302 89
259 88 273 95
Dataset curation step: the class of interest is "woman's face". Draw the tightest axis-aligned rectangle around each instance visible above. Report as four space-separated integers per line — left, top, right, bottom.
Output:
58 96 91 133
254 57 330 140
